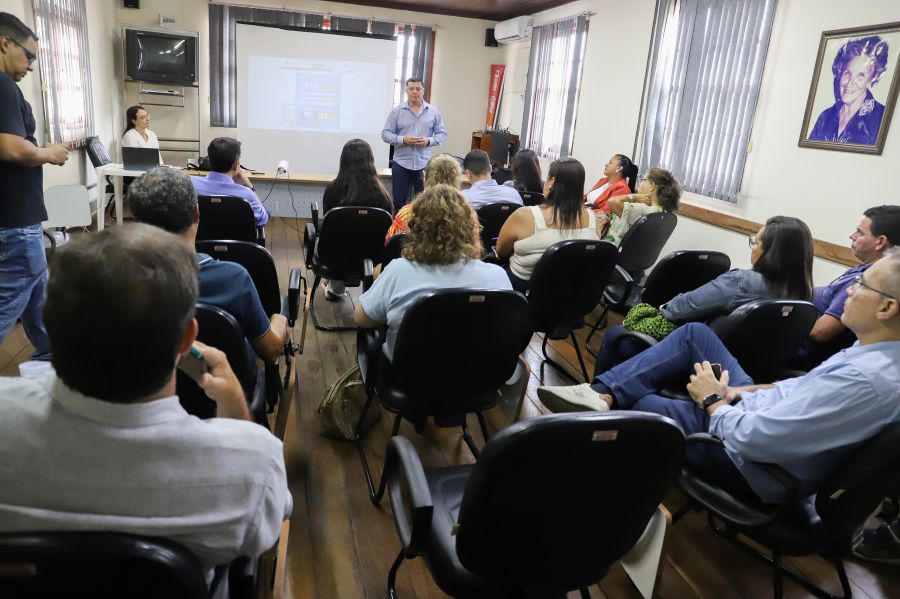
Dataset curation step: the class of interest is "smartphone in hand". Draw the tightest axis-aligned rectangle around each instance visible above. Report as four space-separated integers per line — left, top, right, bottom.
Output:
710 362 722 380
177 346 209 382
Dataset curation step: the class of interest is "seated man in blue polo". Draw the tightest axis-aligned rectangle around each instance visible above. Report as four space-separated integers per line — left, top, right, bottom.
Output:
460 149 523 211
794 205 900 369
191 137 268 228
130 167 287 374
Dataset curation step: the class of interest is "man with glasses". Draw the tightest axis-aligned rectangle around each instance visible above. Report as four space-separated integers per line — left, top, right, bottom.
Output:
0 13 69 360
538 250 900 505
796 205 900 368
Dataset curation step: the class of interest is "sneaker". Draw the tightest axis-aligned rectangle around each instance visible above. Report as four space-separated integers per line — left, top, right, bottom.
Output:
537 384 611 413
323 283 344 302
851 521 900 565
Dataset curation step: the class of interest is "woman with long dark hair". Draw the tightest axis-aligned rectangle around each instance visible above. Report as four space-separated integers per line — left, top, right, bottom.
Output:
503 148 544 193
496 157 603 292
584 154 638 212
322 139 393 213
121 105 161 164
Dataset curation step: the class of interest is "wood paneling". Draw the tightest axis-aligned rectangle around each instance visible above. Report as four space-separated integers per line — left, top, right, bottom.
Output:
322 0 577 21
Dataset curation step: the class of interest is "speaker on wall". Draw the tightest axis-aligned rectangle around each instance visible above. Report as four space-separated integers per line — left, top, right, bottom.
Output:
485 28 498 47
124 0 140 8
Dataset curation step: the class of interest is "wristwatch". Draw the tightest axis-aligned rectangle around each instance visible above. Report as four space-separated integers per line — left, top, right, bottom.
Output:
702 393 724 409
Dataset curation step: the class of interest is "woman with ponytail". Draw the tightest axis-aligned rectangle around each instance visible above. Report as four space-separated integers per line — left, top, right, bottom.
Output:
584 154 638 213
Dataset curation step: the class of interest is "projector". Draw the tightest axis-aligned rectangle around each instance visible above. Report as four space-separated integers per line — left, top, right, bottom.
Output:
277 160 289 175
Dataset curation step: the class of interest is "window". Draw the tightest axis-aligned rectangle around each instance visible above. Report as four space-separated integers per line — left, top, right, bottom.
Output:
31 0 94 145
636 0 777 203
521 15 589 161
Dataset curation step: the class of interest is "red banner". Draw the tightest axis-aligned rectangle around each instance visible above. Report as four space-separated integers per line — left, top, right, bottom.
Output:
485 64 506 129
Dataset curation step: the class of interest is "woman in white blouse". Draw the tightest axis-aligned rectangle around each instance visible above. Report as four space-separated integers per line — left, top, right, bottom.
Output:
121 105 162 164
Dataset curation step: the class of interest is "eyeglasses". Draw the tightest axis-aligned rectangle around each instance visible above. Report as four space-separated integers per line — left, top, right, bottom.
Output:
748 234 759 249
6 37 37 65
852 275 895 300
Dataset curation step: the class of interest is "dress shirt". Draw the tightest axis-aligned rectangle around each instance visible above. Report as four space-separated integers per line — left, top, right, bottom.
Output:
709 341 900 502
191 171 269 227
462 178 523 211
0 375 292 568
381 101 447 171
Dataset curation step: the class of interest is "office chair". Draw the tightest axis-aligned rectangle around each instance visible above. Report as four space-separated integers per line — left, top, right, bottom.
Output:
196 195 265 246
85 136 115 216
381 412 685 598
476 201 521 254
519 190 544 206
382 232 408 271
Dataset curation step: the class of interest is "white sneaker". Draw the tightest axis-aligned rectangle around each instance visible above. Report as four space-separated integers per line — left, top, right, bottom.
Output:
537 383 611 413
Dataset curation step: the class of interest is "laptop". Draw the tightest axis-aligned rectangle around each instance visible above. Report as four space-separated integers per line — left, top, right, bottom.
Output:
122 147 161 172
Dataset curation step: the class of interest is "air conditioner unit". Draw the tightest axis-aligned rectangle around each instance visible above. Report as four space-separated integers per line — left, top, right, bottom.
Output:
494 16 534 43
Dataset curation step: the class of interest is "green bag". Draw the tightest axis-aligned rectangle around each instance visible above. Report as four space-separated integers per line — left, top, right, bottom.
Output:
622 303 676 340
316 365 381 441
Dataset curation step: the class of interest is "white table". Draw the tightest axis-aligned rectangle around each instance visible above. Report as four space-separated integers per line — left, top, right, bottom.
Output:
93 163 148 231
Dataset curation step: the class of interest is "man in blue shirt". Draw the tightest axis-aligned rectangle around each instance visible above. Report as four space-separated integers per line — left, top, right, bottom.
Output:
538 251 900 504
382 77 447 211
191 137 268 228
460 150 523 211
129 167 287 375
0 13 69 360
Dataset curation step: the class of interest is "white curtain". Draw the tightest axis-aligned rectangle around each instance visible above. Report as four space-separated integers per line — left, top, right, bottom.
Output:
521 15 589 161
32 0 94 146
637 0 777 202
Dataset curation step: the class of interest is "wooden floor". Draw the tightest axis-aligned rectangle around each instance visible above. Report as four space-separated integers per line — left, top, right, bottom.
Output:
4 217 900 598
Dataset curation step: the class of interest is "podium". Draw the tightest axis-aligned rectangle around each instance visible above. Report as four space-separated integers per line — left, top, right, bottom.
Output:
471 131 520 168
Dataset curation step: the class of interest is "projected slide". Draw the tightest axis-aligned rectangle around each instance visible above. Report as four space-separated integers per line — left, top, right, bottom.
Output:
247 57 387 133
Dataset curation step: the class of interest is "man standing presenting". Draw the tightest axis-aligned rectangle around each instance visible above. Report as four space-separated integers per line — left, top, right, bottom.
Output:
0 13 68 360
382 77 447 211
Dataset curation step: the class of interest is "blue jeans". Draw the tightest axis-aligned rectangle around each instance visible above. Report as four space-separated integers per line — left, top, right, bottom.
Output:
391 163 425 211
594 323 759 498
0 225 51 360
592 324 651 378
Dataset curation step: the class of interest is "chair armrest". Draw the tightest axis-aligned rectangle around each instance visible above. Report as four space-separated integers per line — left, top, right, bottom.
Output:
287 267 303 327
607 329 658 356
604 264 636 305
303 223 316 268
362 259 374 292
256 226 266 247
311 201 320 233
384 436 433 554
357 326 385 391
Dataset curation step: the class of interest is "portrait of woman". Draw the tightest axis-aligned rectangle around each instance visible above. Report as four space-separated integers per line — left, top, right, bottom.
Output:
800 23 900 154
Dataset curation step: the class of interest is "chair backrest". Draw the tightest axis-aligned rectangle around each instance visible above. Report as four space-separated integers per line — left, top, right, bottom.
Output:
456 412 684 595
176 303 255 418
641 250 732 308
316 206 392 277
519 191 544 206
382 233 407 270
84 136 111 168
815 421 900 538
476 202 520 250
196 196 258 244
616 211 678 275
195 240 280 316
709 300 818 382
42 185 92 229
528 240 619 332
390 290 532 407
0 532 210 599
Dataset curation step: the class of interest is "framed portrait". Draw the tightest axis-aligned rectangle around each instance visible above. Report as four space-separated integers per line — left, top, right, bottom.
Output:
799 21 900 155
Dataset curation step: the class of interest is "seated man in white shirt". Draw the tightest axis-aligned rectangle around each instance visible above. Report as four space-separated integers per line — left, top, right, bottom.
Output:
460 149 523 211
0 224 292 573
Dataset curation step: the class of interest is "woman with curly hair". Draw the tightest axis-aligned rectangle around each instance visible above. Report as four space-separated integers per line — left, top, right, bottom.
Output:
601 167 682 246
355 184 511 360
385 154 460 240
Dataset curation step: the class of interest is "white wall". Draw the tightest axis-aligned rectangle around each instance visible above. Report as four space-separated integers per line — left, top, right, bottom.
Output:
499 0 900 284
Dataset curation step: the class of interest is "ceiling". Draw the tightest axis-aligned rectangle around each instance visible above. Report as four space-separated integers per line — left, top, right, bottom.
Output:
320 0 578 22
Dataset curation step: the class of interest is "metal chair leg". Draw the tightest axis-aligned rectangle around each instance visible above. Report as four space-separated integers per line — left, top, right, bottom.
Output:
387 549 406 599
476 411 490 443
580 588 591 599
571 332 590 382
461 421 481 458
584 303 610 348
540 335 581 383
355 393 380 503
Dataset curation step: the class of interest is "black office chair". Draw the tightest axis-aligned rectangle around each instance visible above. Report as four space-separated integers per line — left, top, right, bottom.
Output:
476 201 520 254
380 412 685 598
356 289 532 502
519 190 544 206
176 303 267 425
585 249 731 347
382 232 408 271
674 421 900 599
302 203 392 333
528 239 619 382
85 136 115 214
0 532 212 598
590 211 678 331
196 195 265 247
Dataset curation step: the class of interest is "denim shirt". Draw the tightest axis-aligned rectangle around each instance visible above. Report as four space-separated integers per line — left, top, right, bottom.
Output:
659 269 772 324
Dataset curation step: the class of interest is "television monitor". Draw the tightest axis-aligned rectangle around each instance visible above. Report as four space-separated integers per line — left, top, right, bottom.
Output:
124 26 198 86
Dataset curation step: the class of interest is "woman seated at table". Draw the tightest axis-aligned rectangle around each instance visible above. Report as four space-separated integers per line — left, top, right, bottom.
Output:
355 184 511 361
503 148 544 194
121 105 162 164
600 167 681 246
593 215 815 374
385 153 460 241
321 139 393 300
496 157 604 293
583 154 637 213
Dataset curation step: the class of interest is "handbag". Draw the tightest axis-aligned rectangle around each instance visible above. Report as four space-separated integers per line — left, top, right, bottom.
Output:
316 365 380 441
622 303 676 340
